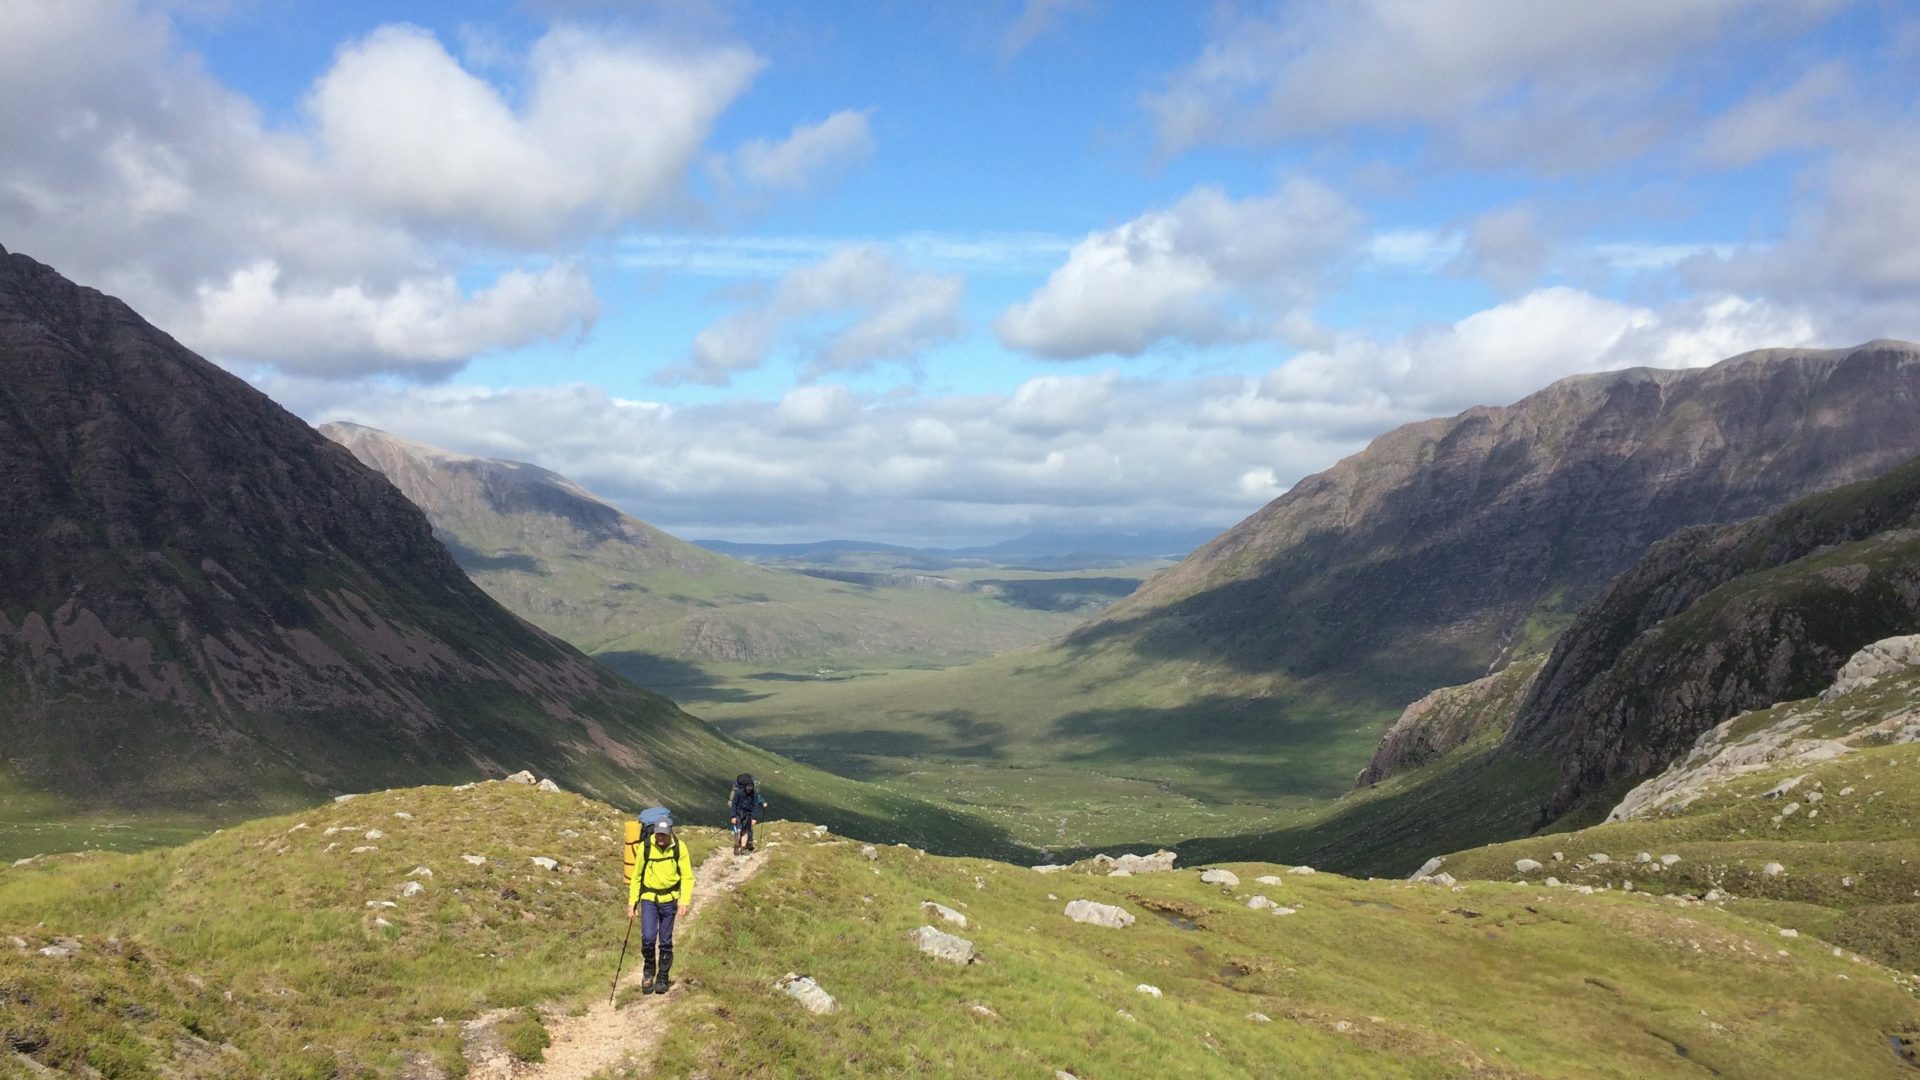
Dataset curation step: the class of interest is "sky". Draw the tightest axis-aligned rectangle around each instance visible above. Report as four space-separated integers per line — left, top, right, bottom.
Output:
4 0 1919 545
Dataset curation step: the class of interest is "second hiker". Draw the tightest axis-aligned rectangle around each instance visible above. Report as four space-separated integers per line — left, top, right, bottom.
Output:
627 817 694 994
730 773 767 855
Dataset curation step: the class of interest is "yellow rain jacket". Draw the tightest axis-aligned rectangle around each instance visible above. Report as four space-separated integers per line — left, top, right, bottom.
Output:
629 835 694 906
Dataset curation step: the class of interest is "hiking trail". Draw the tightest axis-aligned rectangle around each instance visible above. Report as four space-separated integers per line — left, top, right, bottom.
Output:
461 844 768 1079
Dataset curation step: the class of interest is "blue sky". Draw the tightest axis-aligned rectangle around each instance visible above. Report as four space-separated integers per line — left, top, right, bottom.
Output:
4 1 1919 543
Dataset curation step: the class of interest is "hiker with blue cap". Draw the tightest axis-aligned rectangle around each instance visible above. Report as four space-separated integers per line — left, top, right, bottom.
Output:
627 816 694 994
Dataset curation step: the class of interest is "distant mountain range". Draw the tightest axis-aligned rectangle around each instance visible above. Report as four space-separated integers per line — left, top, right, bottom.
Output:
322 424 1131 686
693 528 1218 569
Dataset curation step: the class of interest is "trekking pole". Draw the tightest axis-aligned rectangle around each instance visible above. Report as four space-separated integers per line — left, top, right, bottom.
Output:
610 913 635 1006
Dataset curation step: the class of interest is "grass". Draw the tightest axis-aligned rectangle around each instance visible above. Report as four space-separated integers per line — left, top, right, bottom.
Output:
8 785 1918 1077
657 823 1920 1078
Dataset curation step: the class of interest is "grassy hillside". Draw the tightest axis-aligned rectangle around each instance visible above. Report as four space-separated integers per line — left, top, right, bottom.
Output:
8 783 1916 1078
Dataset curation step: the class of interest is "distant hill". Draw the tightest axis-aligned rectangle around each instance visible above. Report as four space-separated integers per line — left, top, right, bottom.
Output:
692 528 1214 570
0 243 1016 854
321 424 1130 689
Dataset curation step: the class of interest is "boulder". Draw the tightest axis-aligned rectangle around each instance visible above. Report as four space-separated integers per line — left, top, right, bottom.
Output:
1409 856 1446 880
774 972 836 1014
530 857 559 871
399 881 425 898
1247 895 1278 911
908 925 977 965
1763 862 1786 877
535 778 562 793
923 901 969 928
409 866 433 878
504 770 537 785
861 845 878 861
1113 850 1178 874
1822 634 1920 699
1063 899 1134 928
1427 872 1457 887
1587 853 1611 865
1031 864 1067 874
1199 869 1240 887
1514 858 1543 874
1248 1012 1273 1023
1286 866 1316 876
1255 875 1285 886
1135 984 1162 998
365 829 384 840
1659 854 1681 866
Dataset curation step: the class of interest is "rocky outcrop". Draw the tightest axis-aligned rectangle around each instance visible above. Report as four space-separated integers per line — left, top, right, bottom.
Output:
1499 456 1920 818
1356 658 1542 786
1069 340 1920 708
0 244 733 812
1062 900 1134 928
1609 635 1920 821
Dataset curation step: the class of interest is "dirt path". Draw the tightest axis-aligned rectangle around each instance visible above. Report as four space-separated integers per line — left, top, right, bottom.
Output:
463 844 768 1080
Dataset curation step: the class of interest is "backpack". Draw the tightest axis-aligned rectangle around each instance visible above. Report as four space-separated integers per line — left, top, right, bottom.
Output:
639 834 683 898
623 806 674 879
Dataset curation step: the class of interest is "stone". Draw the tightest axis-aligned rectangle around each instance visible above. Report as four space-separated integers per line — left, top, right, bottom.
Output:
393 812 413 820
1587 853 1611 865
1063 899 1134 928
1112 850 1178 874
1248 1012 1273 1023
1551 852 1564 861
1247 895 1278 911
1545 877 1562 888
1135 984 1162 998
38 943 74 958
530 857 558 871
365 829 384 840
1200 868 1240 886
1031 864 1067 874
349 846 378 854
1635 852 1652 864
1410 856 1445 880
774 972 836 1014
1703 889 1725 902
1660 854 1681 866
1287 866 1317 876
923 901 968 928
1428 872 1458 887
504 770 537 785
461 854 486 866
1823 634 1920 699
399 881 425 898
908 925 977 964
1271 906 1299 916
1781 802 1801 817
409 866 433 878
374 917 392 929
1763 862 1786 877
861 845 878 861
535 778 562 793
1255 875 1285 886
1780 928 1799 938
1514 858 1543 874
367 900 398 909
1764 775 1809 799
967 1003 999 1019
333 793 360 803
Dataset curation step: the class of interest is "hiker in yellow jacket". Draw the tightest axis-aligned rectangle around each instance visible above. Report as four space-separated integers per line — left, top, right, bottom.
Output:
627 819 694 994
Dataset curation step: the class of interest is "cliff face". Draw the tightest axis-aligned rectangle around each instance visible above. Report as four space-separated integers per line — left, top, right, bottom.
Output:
0 244 720 810
1353 657 1542 787
1074 341 1920 706
1498 457 1920 817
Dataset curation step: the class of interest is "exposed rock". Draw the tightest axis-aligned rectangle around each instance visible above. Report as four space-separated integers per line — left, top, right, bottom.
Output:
1248 1012 1273 1023
1107 869 1132 877
1287 866 1316 876
1514 859 1543 875
334 794 361 803
1426 873 1458 887
1063 900 1134 929
365 829 384 840
1660 854 1681 866
1763 862 1786 877
1135 984 1162 998
461 855 487 866
38 943 74 958
504 770 537 785
409 866 433 878
399 881 425 898
1247 895 1278 911
349 846 378 854
1271 906 1299 916
861 845 878 861
923 901 968 928
908 925 977 964
774 972 836 1014
1358 660 1543 786
1200 868 1240 886
1112 850 1178 873
1822 634 1920 699
530 857 558 871
1255 875 1286 886
535 779 562 793
1780 928 1799 938
1031 864 1067 874
1545 877 1562 888
1408 857 1445 881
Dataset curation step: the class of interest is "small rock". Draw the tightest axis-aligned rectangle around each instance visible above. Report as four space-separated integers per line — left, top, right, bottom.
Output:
1255 875 1285 886
461 854 486 866
1781 803 1801 818
1287 866 1316 876
1063 899 1134 928
1544 876 1561 887
530 857 559 871
349 846 377 854
1058 1072 1081 1080
1762 775 1808 799
1587 853 1611 865
1841 876 1855 888
535 778 562 793
1248 1012 1273 1023
333 793 360 803
1428 872 1457 887
38 944 74 958
1135 984 1162 998
908 925 977 964
366 900 398 909
1514 858 1544 875
1704 889 1725 902
1200 868 1240 887
861 845 878 861
1247 895 1278 911
1410 856 1446 880
374 917 392 928
504 770 537 785
1780 928 1799 938
1031 864 1067 874
393 812 413 820
1634 852 1652 864
1551 852 1564 861
7 935 27 950
1271 906 1298 915
1107 869 1133 877
1763 862 1785 877
1335 1020 1355 1033
923 901 968 928
409 866 433 879
774 972 836 1014
1112 850 1179 873
1115 1009 1137 1023
365 829 384 840
1659 854 1681 866
399 881 425 898
967 1003 999 1019
974 876 986 890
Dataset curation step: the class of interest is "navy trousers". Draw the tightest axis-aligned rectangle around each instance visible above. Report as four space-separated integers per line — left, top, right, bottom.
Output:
640 898 678 970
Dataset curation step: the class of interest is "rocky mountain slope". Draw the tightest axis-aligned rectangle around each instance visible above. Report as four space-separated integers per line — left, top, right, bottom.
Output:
1078 340 1920 705
7 783 1917 1078
0 244 1016 855
320 423 1121 683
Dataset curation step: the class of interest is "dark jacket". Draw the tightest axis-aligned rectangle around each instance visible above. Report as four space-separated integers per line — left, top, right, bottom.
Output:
730 784 766 821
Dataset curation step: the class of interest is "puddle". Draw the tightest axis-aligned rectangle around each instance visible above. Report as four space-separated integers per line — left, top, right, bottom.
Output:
1153 910 1199 931
1892 1033 1919 1068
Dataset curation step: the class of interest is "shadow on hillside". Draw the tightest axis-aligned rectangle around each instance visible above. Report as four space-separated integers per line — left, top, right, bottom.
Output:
723 711 1010 763
596 651 773 705
443 537 545 575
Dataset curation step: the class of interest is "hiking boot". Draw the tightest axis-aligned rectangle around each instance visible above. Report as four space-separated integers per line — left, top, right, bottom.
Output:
652 964 672 994
746 841 755 852
640 961 656 993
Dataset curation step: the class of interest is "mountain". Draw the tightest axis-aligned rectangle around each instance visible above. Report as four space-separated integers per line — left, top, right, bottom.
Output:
0 244 1018 855
691 528 1212 570
319 424 1122 690
716 341 1920 851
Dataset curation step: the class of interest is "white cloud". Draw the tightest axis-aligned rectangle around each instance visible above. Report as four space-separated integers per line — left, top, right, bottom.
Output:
996 179 1362 359
1147 0 1850 168
1451 205 1550 296
661 246 965 384
1697 61 1855 167
776 384 860 433
0 1 798 378
1002 0 1094 59
726 109 874 193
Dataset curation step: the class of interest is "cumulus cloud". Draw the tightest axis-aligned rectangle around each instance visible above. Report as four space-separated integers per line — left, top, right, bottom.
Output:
1451 205 1551 296
1696 60 1856 167
661 246 965 384
996 179 1362 359
0 1 782 378
724 110 874 193
1146 0 1849 168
